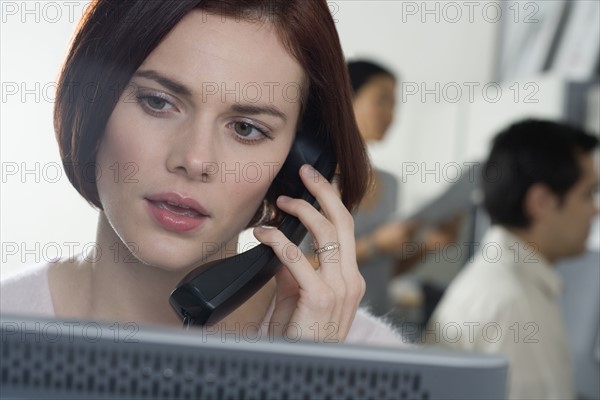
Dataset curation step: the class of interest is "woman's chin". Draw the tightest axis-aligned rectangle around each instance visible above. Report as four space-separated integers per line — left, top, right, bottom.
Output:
127 249 207 273
364 129 386 142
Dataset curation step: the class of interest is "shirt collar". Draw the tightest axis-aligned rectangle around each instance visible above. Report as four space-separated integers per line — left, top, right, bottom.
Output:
484 225 563 299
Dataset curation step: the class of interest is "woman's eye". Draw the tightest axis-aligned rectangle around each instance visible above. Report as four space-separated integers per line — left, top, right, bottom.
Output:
147 97 168 110
232 121 269 142
137 93 175 114
235 122 259 137
378 94 393 106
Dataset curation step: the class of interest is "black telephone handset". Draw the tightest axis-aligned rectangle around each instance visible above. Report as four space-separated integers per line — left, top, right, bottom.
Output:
169 129 337 327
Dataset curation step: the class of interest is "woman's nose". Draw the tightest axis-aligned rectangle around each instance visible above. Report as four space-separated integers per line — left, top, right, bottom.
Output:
165 122 219 182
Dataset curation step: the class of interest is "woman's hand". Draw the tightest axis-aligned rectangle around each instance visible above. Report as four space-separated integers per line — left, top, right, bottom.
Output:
370 220 421 257
253 164 366 343
423 215 463 251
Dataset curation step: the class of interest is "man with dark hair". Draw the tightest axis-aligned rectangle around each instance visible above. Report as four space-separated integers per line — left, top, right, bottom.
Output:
427 119 599 399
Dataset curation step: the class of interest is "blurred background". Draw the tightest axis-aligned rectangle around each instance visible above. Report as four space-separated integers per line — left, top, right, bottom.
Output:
333 0 600 325
1 0 599 396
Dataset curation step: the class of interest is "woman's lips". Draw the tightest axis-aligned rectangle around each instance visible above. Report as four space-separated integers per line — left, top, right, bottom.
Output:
144 193 209 233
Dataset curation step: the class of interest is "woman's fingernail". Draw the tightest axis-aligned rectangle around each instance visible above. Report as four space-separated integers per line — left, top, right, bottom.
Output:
254 225 275 234
302 164 318 178
278 195 291 203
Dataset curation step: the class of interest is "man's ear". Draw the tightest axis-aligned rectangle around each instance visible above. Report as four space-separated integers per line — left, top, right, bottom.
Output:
524 183 558 221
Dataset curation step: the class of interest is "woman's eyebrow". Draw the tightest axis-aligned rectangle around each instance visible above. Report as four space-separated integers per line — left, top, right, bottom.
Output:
132 69 288 122
230 104 287 123
132 70 192 97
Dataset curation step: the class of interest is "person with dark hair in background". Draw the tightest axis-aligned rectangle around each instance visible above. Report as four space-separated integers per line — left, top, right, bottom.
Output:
345 60 459 317
427 119 599 399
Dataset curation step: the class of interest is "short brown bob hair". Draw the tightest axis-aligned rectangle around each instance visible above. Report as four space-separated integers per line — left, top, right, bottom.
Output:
54 0 371 226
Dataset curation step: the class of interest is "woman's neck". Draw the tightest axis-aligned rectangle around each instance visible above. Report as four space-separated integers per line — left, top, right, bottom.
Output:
49 212 276 332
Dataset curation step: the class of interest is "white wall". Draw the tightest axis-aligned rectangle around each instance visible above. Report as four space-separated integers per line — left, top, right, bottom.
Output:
1 1 99 277
335 0 499 215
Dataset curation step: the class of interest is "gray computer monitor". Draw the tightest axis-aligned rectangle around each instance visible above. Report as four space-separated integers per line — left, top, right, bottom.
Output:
1 314 507 399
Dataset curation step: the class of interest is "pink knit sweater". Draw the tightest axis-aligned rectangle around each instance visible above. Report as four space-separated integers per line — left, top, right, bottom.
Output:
1 262 409 347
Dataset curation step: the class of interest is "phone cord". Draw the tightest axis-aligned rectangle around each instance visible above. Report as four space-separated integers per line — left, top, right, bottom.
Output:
182 314 192 330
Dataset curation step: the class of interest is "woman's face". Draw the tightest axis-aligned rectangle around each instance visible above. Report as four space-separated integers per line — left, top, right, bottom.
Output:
352 75 396 142
96 11 304 270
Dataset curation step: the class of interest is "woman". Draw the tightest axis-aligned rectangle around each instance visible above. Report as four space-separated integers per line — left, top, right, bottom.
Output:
348 60 460 317
1 1 404 345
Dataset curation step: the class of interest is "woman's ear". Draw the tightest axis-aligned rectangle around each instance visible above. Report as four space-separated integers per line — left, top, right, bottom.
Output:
524 183 558 222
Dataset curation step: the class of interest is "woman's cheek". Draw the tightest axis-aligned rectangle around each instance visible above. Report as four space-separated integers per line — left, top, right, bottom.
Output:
231 163 278 216
235 173 270 212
